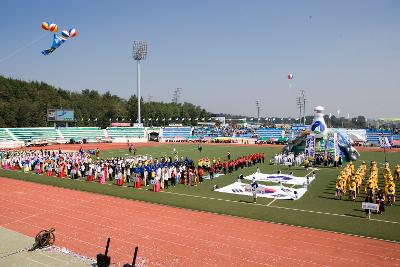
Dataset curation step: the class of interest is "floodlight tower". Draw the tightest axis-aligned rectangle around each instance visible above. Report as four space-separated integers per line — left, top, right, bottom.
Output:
296 96 302 122
255 100 261 122
301 90 307 125
133 41 148 125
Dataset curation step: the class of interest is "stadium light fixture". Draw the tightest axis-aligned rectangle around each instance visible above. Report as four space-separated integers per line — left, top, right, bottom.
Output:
133 41 148 125
301 90 307 125
255 100 260 122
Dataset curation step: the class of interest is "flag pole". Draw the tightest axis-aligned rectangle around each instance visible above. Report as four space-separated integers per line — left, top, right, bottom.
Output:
381 131 387 163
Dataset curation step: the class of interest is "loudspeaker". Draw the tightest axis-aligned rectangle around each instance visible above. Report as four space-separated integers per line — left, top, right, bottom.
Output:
97 238 111 267
96 254 111 267
123 246 139 267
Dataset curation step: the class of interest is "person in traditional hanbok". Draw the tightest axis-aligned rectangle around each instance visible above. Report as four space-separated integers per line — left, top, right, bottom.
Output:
23 161 29 173
135 174 142 189
99 171 105 184
126 167 131 184
154 173 161 192
188 170 193 186
12 160 17 171
35 162 41 174
163 167 169 189
171 168 176 187
157 167 163 189
59 161 66 178
87 164 94 181
194 169 199 186
103 163 108 182
3 158 9 170
143 169 148 186
116 169 123 186
80 164 85 179
46 162 53 176
176 170 181 185
72 164 78 179
67 162 72 176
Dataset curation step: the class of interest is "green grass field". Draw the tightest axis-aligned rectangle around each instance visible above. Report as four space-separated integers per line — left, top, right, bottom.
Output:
1 143 400 242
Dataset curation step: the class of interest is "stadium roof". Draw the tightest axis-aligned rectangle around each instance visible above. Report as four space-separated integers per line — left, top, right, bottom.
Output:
378 118 400 122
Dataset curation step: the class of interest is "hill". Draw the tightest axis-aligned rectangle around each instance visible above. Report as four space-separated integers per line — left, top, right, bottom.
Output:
0 76 208 128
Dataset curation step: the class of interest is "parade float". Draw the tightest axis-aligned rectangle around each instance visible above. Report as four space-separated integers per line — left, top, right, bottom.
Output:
284 106 360 161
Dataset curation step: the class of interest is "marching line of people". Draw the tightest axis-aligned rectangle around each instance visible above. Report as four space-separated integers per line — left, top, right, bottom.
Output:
335 161 399 214
0 148 207 189
198 152 265 179
0 148 265 192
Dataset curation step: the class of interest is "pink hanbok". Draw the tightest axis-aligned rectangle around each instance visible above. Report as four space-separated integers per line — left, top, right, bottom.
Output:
99 172 105 184
3 160 9 170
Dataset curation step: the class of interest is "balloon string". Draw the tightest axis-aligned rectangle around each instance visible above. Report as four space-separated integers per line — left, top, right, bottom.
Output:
0 33 48 64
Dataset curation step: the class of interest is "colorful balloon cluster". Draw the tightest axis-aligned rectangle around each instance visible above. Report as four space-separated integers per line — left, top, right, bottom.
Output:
61 28 78 39
42 21 77 39
41 21 78 55
41 22 58 32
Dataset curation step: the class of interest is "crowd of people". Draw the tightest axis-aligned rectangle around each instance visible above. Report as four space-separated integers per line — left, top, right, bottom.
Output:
335 161 399 213
335 162 366 201
198 152 265 178
193 126 256 138
382 163 398 206
0 149 92 178
0 148 208 189
272 152 305 167
313 153 342 167
0 147 265 192
272 150 345 169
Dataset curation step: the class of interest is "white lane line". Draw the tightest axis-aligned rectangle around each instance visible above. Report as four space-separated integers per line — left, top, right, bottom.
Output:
159 191 400 225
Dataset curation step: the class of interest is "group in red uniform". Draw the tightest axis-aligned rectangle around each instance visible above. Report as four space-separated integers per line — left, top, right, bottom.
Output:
207 153 265 177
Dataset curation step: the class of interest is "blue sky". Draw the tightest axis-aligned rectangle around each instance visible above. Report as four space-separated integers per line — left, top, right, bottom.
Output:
0 0 398 118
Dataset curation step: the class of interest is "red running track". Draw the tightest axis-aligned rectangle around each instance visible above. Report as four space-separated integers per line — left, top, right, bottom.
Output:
0 177 399 266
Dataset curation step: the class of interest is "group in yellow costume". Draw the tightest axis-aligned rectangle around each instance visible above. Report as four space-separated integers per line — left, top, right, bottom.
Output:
383 163 397 205
335 161 366 200
335 160 398 205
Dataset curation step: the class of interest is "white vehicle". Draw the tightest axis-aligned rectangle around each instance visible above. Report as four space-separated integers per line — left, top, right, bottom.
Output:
56 138 68 144
25 139 49 147
25 139 34 147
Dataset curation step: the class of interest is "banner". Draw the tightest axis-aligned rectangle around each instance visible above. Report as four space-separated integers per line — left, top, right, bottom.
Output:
333 132 339 160
47 109 74 122
361 202 379 211
55 109 74 121
111 122 131 127
305 134 315 159
133 123 144 128
335 128 367 143
244 172 315 186
305 135 310 158
324 134 329 157
215 182 307 200
379 136 392 148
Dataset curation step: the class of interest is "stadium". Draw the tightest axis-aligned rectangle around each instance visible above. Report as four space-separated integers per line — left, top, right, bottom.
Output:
0 1 399 266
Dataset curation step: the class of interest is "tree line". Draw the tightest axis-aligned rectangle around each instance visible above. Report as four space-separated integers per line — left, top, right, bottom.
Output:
0 75 209 128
